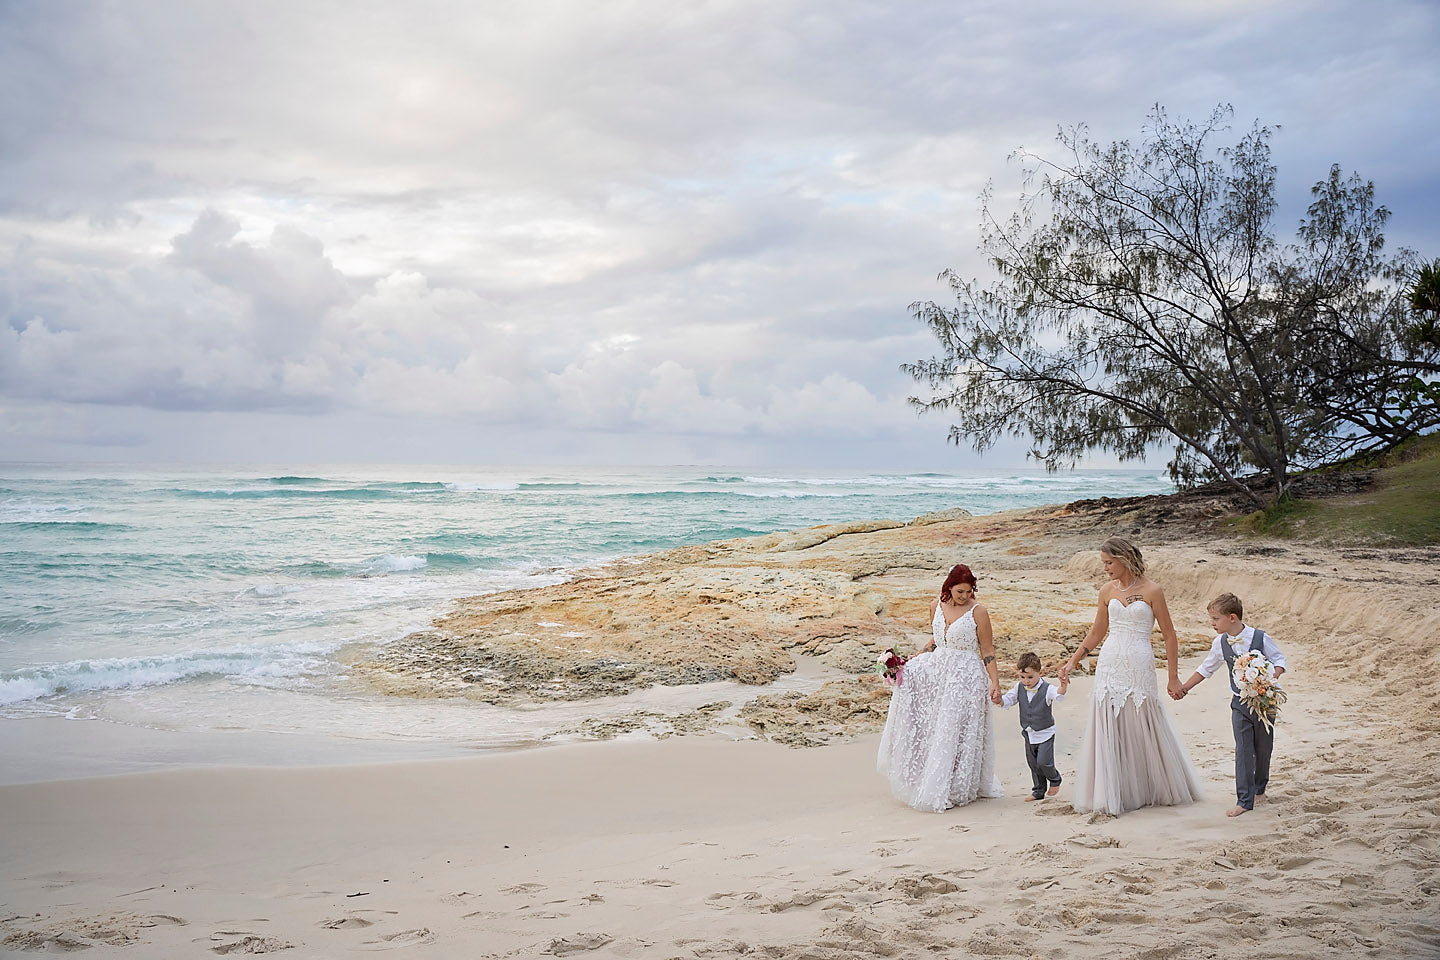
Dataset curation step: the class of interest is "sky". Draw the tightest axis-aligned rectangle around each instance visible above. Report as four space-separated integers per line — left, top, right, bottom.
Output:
1 0 1437 468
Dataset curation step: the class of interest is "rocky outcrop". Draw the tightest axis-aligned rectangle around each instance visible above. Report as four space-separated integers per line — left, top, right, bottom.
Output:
739 676 893 747
351 564 911 704
908 507 974 526
349 500 1220 741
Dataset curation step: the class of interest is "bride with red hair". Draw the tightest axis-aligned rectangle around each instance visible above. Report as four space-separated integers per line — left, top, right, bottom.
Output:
877 564 1004 811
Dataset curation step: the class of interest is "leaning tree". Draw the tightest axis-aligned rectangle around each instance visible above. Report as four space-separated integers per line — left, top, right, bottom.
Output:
906 105 1439 508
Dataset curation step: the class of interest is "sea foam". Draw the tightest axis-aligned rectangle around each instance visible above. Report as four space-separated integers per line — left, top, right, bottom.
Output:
0 641 341 708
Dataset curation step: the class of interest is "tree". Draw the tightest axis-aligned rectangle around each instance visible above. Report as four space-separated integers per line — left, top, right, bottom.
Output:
905 105 1439 507
1412 260 1440 317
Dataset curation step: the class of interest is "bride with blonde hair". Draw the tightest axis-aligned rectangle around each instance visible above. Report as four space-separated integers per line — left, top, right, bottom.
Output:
1059 537 1202 815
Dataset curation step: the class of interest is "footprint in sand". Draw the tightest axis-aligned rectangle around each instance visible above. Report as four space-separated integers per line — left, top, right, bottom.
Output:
1277 855 1319 871
545 933 614 956
1302 798 1344 814
140 915 187 928
764 891 829 913
501 882 547 894
361 928 434 950
704 891 762 910
2 930 96 953
890 874 962 900
210 935 295 954
318 915 375 930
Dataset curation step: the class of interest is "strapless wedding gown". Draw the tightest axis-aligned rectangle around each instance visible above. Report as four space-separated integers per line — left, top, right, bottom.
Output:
876 605 1002 812
1072 598 1203 815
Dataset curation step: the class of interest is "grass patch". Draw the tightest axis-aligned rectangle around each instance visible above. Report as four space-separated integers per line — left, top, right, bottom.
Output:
1233 495 1304 535
1261 435 1440 545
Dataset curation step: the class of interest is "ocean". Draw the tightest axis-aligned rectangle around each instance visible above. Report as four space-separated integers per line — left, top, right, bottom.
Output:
0 464 1170 770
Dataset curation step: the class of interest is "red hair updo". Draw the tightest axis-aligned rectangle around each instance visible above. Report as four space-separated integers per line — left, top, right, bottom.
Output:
939 563 978 600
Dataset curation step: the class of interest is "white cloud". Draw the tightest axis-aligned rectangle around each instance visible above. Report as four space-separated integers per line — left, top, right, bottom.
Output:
1 0 1437 463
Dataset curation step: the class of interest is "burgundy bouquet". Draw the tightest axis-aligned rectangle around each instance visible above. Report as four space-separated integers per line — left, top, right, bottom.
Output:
876 647 909 686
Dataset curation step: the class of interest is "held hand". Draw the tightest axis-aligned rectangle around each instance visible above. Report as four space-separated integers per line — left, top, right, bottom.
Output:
1058 661 1072 684
1167 677 1185 700
989 681 1002 705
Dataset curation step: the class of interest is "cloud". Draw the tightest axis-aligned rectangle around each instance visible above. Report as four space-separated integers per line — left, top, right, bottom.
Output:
1 0 1437 462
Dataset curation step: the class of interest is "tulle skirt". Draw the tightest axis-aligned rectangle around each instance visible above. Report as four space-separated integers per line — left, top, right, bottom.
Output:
876 648 1003 812
1072 691 1203 815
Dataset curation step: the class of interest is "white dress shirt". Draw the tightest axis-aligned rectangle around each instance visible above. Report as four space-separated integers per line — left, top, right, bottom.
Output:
1195 624 1288 684
1001 679 1065 743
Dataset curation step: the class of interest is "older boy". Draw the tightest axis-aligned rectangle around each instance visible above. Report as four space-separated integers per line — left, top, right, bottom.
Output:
1179 593 1287 817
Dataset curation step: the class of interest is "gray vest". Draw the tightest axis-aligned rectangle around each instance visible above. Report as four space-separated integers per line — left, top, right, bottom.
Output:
1219 628 1268 697
1016 680 1056 733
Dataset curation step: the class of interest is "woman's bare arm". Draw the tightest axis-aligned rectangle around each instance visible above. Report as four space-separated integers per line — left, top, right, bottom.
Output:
920 598 938 652
975 605 1001 703
1062 586 1111 682
1148 586 1185 698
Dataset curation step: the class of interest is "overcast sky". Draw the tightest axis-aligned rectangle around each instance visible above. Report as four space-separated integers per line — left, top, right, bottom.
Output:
2 0 1437 468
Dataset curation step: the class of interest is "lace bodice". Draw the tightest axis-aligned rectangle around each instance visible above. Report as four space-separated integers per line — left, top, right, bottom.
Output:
1093 598 1159 711
932 604 978 653
1106 598 1155 645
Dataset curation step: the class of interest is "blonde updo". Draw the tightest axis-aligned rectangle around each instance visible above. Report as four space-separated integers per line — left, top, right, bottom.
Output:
1098 537 1145 579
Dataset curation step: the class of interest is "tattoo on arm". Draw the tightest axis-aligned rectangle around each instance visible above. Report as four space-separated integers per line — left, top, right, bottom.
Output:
982 655 994 664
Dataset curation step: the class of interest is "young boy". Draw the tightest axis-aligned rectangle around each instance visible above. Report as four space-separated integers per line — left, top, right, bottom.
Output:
1001 652 1069 801
1178 593 1288 817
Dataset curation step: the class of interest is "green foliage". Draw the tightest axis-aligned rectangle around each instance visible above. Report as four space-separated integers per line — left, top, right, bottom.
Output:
907 105 1440 508
1255 435 1440 545
1413 260 1440 316
1233 495 1303 535
1408 260 1440 353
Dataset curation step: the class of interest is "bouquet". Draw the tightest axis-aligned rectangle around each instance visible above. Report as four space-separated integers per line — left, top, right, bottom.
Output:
876 647 909 687
1232 649 1287 731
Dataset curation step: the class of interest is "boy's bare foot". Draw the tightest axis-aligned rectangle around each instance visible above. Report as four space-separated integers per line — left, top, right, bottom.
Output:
1046 786 1060 797
1255 793 1268 804
1025 795 1041 802
1226 804 1250 817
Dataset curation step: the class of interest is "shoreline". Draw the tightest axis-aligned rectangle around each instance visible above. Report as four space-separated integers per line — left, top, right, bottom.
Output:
0 495 1194 785
7 481 1436 782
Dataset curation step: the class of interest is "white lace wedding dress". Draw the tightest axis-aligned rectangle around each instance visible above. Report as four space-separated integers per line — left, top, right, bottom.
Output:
1072 598 1203 815
876 604 1002 812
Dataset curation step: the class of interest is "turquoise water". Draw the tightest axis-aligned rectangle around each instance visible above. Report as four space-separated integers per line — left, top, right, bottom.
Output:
0 464 1171 735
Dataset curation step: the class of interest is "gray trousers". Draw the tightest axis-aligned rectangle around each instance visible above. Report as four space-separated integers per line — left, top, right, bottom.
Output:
1231 698 1274 809
1024 735 1061 799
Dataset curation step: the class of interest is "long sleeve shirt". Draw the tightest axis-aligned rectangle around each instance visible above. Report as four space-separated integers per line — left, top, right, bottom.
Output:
1000 680 1066 743
1194 625 1288 686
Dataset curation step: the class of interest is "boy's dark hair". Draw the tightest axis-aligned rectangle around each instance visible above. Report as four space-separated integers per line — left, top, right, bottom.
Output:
1208 593 1244 619
1017 651 1042 674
